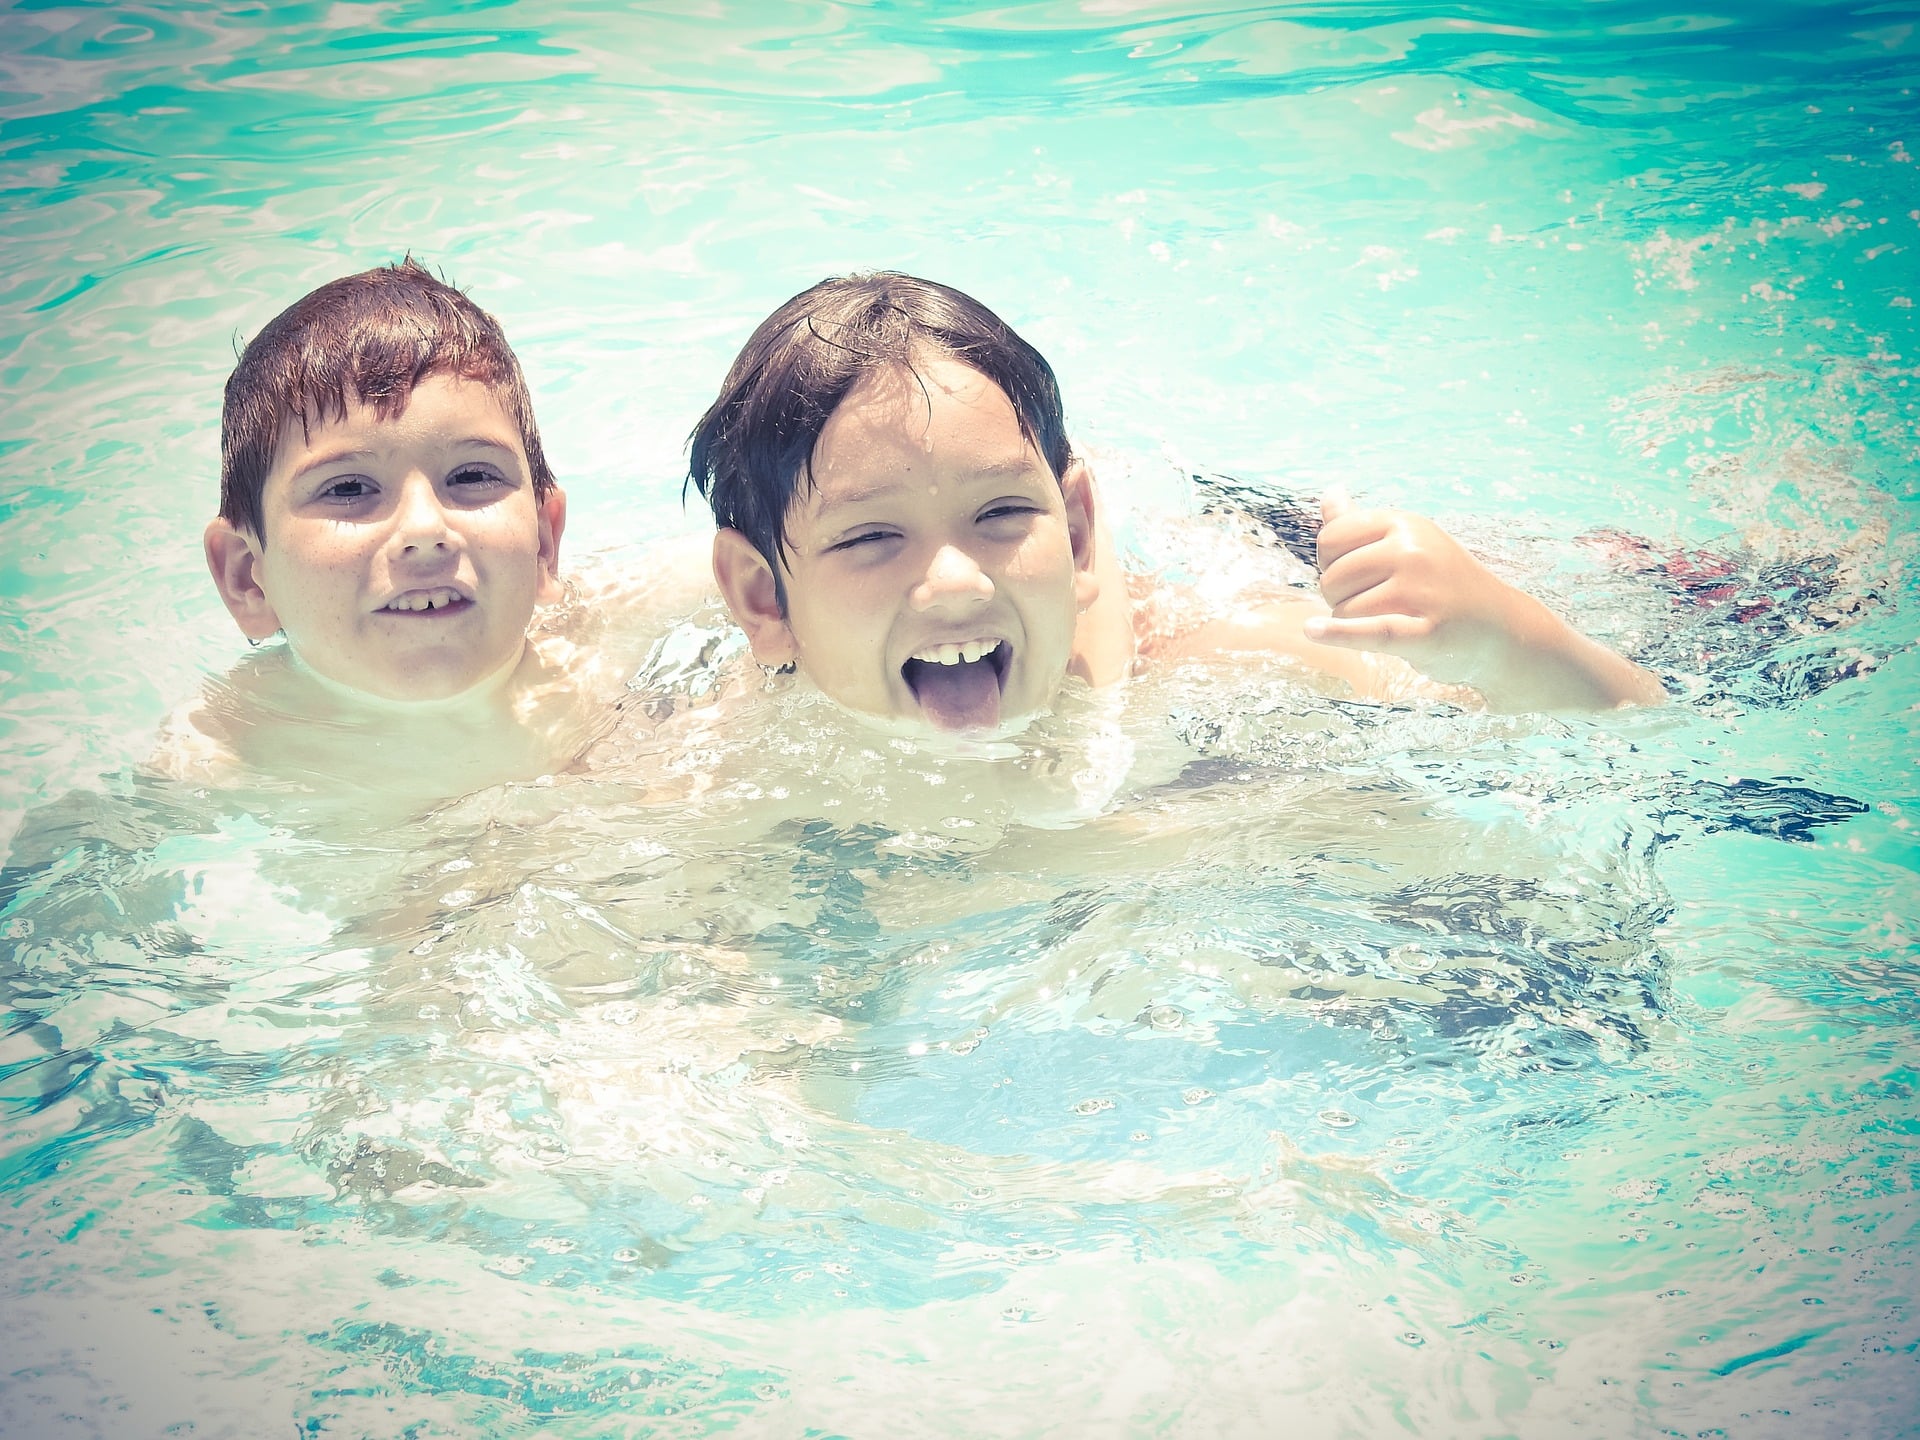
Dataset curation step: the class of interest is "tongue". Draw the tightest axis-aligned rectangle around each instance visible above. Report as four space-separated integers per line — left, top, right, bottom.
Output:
906 658 1003 731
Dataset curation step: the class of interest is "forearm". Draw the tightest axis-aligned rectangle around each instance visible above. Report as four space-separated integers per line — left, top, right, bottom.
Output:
1173 592 1665 714
1472 597 1667 713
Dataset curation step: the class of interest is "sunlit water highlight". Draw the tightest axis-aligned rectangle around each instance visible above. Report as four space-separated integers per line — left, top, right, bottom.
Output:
2 3 1917 1437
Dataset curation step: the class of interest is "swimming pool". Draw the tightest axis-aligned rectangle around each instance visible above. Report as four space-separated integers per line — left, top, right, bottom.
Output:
2 2 1916 1435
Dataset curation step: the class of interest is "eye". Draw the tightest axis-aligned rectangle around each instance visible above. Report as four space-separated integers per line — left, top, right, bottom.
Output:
828 527 898 553
318 475 375 502
449 465 506 490
978 500 1042 524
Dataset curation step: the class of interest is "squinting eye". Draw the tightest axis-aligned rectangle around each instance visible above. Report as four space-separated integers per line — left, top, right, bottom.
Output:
322 477 372 500
980 503 1039 522
831 529 894 551
450 467 498 488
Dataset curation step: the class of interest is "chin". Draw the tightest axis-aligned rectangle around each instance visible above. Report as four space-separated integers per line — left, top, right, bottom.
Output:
873 704 1046 746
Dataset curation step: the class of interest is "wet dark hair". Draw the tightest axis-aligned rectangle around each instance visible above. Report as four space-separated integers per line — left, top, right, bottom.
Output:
218 257 554 542
686 271 1072 607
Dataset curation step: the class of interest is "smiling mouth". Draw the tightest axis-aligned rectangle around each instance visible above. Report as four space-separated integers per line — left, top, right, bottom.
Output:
901 640 1009 731
380 587 470 615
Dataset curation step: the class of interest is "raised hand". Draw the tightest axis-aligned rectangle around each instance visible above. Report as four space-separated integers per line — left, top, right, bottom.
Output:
1302 487 1664 712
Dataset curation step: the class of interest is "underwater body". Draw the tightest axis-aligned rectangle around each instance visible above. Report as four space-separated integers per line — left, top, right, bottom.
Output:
1 3 1917 1436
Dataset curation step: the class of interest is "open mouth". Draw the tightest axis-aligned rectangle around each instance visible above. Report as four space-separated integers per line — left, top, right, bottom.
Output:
379 587 471 616
901 639 1010 731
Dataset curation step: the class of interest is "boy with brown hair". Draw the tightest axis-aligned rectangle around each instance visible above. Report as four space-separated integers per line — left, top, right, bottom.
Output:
172 259 651 807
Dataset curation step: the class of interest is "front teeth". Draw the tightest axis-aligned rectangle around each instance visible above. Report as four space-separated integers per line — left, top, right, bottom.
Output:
912 639 999 666
385 588 461 612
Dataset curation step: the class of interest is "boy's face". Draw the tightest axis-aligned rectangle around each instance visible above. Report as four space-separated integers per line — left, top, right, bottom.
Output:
715 356 1097 736
207 372 564 703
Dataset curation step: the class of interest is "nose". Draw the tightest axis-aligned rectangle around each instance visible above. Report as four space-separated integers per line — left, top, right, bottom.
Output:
910 543 993 611
391 474 452 555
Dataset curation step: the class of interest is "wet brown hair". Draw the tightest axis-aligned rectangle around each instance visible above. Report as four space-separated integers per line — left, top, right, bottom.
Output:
686 271 1071 607
218 258 554 541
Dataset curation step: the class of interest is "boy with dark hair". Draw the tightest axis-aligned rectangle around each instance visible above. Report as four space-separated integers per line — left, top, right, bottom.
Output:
689 271 1663 738
172 260 660 806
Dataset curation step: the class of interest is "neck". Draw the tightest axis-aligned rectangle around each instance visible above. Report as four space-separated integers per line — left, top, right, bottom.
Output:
289 641 530 721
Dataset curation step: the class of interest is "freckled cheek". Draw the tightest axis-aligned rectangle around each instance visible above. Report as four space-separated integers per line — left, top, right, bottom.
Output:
273 541 373 631
821 572 893 626
1003 532 1075 588
471 513 535 553
284 529 372 577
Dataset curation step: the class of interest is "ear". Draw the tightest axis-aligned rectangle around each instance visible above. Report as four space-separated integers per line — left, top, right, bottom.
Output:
1061 458 1101 613
534 485 567 604
204 518 281 641
712 527 797 666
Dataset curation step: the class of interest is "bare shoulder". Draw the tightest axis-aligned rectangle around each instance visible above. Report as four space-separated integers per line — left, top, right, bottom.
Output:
148 670 263 785
534 533 719 694
150 704 235 784
565 532 715 620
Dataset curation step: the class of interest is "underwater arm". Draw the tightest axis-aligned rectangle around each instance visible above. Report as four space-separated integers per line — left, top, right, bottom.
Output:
1300 490 1666 713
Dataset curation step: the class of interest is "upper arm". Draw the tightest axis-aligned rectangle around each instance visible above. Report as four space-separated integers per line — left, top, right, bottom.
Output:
1152 596 1469 705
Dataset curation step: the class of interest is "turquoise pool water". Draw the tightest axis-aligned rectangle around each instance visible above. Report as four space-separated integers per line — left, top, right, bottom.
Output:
3 2 1917 1435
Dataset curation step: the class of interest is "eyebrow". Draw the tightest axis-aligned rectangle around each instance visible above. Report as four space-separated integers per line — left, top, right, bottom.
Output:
968 457 1046 481
285 436 521 485
285 447 375 484
809 456 1046 520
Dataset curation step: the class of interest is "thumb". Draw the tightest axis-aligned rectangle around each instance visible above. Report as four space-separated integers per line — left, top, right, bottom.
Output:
1320 482 1354 525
